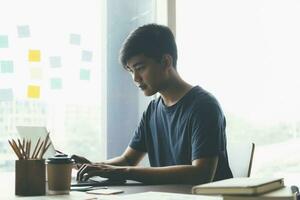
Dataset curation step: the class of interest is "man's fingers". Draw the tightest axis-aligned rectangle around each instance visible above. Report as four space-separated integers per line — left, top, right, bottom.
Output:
76 163 83 170
73 163 83 170
71 154 81 163
76 164 124 182
76 164 88 181
71 154 91 164
77 164 101 181
82 170 102 182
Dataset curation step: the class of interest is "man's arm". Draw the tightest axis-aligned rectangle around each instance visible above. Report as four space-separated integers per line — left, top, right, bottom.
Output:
101 146 146 166
124 156 218 184
72 146 145 169
77 152 218 184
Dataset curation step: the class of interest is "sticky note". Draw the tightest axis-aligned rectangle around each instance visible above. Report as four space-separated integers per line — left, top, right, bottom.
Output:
70 34 81 45
49 56 61 68
28 50 41 62
50 78 62 89
80 69 90 80
0 60 14 73
27 85 40 98
82 50 93 62
30 67 43 80
0 35 8 48
0 88 13 101
17 25 30 38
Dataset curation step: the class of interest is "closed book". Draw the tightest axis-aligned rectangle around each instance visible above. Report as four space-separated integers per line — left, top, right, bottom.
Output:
223 187 297 200
192 177 284 195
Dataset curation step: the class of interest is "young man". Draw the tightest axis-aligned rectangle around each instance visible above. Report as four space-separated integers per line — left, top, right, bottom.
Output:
74 24 233 184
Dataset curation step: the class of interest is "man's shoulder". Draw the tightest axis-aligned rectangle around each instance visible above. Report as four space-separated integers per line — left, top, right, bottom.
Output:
148 96 160 107
187 86 219 106
184 86 225 120
143 97 161 113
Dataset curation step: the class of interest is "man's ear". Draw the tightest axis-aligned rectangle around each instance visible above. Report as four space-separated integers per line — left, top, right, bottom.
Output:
161 54 173 69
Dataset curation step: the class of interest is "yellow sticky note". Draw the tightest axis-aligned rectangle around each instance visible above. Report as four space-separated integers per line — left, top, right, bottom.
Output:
28 50 41 62
27 85 40 98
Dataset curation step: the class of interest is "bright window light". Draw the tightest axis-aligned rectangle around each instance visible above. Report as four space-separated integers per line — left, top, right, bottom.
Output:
176 0 300 179
0 0 104 171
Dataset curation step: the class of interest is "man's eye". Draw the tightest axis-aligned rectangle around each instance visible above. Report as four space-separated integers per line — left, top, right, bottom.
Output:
136 65 145 71
126 67 133 73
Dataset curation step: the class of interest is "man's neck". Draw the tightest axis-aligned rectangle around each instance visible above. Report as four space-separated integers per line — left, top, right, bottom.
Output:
159 75 193 107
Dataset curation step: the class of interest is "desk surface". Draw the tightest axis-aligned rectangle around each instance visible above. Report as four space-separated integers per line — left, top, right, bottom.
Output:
0 172 220 200
1 172 299 200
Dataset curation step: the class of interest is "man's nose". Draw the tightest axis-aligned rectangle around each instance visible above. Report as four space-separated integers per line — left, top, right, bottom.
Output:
132 70 142 83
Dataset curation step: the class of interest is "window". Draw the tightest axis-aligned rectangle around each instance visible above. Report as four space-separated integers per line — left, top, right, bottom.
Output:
105 0 158 158
176 0 300 178
0 0 104 171
0 0 161 171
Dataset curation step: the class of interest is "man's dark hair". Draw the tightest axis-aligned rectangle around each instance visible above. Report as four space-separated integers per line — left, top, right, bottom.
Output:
119 24 178 69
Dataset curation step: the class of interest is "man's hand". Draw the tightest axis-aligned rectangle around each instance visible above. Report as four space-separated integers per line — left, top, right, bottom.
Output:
71 154 92 170
76 163 128 182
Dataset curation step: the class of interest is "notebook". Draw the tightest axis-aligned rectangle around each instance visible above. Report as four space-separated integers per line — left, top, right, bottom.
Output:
16 126 56 158
222 187 297 200
192 177 284 195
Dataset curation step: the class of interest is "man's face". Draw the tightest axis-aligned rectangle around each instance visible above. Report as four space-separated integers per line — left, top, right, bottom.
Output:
126 54 167 96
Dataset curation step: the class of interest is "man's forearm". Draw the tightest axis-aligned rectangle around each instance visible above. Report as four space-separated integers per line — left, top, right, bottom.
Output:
101 147 145 166
77 157 217 184
122 165 214 184
101 155 129 166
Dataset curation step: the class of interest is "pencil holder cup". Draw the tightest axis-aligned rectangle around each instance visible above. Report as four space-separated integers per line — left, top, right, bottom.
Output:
15 159 46 196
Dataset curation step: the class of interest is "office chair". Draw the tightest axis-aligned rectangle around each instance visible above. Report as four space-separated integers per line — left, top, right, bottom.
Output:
227 142 255 177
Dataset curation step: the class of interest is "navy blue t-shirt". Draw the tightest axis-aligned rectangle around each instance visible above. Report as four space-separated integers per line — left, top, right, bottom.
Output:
129 86 233 181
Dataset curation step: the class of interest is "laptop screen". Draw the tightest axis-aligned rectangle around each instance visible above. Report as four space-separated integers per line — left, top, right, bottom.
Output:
16 126 56 159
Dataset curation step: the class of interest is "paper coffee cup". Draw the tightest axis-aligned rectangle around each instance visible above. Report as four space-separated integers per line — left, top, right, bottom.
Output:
46 157 74 195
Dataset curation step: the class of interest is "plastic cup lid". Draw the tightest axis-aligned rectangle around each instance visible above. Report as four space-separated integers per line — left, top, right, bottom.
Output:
47 156 74 164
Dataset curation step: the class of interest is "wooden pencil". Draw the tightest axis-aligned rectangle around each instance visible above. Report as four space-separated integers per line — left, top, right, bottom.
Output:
12 139 23 159
39 132 50 159
25 140 29 159
41 142 51 158
31 138 41 159
34 141 44 159
28 141 31 159
17 139 25 159
8 140 22 159
22 138 25 154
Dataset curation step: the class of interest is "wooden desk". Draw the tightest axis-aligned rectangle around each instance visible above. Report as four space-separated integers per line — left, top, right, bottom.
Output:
0 172 221 200
3 171 298 200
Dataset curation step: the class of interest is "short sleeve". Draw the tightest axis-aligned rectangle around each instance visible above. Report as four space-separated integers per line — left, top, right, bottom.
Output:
191 102 225 161
129 108 150 152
